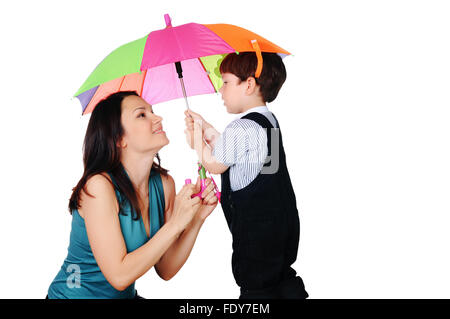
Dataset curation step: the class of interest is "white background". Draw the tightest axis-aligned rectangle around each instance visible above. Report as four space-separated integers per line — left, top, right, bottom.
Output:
1 0 449 299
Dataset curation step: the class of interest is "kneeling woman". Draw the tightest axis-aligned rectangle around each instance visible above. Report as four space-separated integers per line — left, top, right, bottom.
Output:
48 91 218 299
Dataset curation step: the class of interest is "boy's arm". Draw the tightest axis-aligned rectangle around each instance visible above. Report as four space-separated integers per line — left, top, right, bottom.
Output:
203 125 221 149
186 121 229 175
195 138 229 175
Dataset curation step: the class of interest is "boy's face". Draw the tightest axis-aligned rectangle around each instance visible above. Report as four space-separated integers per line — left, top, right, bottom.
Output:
219 72 247 114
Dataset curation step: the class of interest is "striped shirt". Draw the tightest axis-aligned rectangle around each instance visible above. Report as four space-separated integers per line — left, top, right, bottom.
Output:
213 106 278 191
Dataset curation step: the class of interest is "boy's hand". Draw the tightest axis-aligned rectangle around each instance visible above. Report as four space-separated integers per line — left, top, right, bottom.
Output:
184 109 220 147
184 127 194 149
184 109 208 131
184 120 203 150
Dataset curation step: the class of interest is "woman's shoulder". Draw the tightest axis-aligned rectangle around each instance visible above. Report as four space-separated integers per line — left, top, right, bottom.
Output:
159 173 175 195
79 173 118 218
84 173 115 194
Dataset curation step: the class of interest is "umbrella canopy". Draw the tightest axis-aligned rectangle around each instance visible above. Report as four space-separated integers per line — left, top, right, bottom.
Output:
75 14 290 115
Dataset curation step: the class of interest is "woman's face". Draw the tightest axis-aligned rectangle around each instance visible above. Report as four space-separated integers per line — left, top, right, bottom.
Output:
118 95 169 154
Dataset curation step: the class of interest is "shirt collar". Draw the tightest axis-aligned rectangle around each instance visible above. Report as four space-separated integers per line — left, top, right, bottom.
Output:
237 105 270 119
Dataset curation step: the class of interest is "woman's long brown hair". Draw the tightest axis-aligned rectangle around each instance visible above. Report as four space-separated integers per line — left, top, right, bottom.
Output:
68 91 168 220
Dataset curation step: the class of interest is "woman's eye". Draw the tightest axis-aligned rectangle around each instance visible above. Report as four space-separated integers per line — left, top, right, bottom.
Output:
138 113 145 118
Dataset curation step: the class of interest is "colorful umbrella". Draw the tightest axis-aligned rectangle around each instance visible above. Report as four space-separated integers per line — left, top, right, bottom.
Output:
74 14 290 115
74 14 290 203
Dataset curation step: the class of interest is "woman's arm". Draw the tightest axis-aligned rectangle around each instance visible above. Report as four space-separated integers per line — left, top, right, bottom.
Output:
81 174 200 291
155 174 218 280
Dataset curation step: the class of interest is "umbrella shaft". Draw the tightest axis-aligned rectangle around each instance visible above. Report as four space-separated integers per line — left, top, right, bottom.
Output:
178 77 190 109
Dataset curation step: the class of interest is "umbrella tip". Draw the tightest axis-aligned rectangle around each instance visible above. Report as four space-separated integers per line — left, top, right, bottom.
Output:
164 14 172 28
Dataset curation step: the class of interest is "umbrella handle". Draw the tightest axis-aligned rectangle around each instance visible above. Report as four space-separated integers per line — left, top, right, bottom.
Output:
185 163 221 203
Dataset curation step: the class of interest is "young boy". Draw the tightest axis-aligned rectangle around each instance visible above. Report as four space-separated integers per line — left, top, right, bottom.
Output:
184 52 308 299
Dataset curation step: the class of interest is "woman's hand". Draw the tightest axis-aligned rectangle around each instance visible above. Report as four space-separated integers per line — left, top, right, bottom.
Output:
169 182 202 233
195 177 219 221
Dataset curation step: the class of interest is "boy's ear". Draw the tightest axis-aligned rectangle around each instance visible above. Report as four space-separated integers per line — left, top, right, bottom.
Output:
245 76 259 95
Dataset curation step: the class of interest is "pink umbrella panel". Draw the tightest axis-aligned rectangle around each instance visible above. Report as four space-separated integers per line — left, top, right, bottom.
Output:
77 54 228 115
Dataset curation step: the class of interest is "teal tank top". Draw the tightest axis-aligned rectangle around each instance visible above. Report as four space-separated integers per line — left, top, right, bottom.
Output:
48 169 165 299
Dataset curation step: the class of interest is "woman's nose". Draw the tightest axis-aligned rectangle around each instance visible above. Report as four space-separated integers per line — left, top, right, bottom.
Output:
152 113 163 123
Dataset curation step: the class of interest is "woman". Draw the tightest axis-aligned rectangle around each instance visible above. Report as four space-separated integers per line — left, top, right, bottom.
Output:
47 91 218 299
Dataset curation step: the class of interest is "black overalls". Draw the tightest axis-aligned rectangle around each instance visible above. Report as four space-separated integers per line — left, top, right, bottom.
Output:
220 112 308 299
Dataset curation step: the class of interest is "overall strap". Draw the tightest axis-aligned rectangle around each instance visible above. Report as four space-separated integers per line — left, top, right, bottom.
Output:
241 112 277 129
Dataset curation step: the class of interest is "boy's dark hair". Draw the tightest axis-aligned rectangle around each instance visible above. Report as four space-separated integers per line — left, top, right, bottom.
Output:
219 52 287 103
